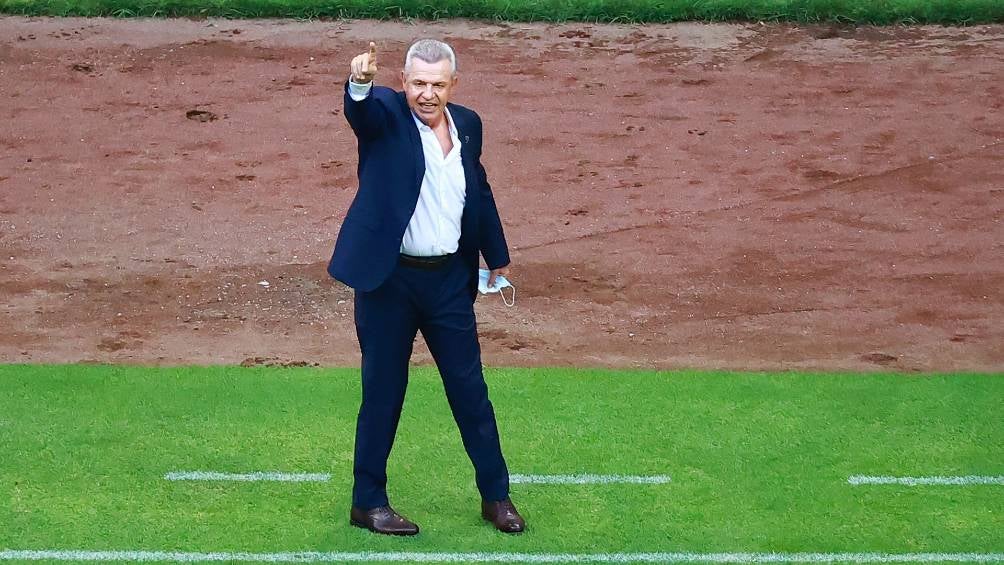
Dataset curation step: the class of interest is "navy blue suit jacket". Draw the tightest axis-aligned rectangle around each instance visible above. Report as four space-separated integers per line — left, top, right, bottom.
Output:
327 83 510 297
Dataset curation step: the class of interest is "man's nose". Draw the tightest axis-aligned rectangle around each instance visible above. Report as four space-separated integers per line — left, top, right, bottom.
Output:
420 84 434 98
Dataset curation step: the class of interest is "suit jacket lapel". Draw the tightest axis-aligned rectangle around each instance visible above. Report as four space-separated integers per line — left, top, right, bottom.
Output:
398 92 425 194
452 105 478 247
452 107 476 205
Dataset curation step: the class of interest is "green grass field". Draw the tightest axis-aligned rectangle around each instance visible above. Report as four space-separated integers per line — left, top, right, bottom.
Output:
1 364 1002 563
0 0 1002 24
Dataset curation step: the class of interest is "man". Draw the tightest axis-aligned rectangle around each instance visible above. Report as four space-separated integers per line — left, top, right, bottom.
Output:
327 39 526 536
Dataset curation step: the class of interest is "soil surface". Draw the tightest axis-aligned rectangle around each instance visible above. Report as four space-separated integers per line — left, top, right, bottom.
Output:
1 17 1002 372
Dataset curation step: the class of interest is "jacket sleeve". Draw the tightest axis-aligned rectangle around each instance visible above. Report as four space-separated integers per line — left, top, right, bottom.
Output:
343 81 389 141
473 113 511 269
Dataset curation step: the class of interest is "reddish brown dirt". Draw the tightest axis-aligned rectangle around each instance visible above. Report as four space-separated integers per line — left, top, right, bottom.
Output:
1 18 1002 372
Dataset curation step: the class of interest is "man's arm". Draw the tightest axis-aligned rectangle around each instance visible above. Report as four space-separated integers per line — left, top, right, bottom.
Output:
472 114 511 286
343 42 387 140
481 172 510 287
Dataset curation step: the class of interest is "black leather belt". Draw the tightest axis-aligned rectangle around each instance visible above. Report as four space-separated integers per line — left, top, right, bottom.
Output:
399 252 455 270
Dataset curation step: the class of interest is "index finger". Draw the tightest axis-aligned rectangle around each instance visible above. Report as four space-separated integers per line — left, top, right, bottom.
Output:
368 41 377 60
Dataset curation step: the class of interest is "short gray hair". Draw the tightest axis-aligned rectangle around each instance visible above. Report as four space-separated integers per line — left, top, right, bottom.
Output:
404 39 457 76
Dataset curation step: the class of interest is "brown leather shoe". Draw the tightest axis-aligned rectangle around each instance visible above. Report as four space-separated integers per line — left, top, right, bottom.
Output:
350 505 419 536
481 498 526 533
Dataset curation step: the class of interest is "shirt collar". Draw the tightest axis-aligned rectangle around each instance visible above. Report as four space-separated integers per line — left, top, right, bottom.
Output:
412 106 458 137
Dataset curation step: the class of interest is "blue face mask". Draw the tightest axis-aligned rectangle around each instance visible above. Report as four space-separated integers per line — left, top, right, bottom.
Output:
478 269 516 307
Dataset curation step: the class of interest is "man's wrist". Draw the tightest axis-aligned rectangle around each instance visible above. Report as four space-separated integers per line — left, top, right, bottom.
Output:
347 78 373 102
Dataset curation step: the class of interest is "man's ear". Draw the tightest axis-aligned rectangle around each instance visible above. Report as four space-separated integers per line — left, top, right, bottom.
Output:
400 70 407 90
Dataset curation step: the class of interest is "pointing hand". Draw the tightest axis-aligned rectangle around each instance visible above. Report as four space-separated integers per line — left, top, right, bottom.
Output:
350 41 378 83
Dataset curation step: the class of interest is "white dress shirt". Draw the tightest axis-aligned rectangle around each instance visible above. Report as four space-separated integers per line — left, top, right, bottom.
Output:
348 80 467 257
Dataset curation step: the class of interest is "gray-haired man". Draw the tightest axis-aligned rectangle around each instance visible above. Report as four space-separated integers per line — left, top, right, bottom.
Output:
329 39 526 536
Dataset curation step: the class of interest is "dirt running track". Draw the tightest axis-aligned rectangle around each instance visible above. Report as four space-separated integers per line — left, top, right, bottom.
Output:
1 17 1002 372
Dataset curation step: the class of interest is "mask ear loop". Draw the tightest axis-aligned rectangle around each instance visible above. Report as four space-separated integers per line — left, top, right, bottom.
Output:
500 285 515 307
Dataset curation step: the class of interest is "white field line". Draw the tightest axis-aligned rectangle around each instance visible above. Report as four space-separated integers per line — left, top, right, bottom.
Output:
163 472 669 485
164 471 330 482
510 474 670 484
2 550 1003 563
848 475 1004 486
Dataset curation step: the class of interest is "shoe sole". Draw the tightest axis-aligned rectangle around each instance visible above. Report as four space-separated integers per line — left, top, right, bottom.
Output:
350 518 419 536
482 515 525 534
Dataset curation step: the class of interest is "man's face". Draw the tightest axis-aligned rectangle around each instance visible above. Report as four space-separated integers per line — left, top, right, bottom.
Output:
401 57 457 126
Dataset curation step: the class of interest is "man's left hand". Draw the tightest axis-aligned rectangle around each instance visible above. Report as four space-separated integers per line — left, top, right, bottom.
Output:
487 265 510 289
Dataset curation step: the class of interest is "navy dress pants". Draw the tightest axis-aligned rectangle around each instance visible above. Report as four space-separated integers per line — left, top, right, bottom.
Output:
351 255 510 509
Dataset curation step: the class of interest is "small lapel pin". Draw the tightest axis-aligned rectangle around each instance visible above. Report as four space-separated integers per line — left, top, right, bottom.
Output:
464 135 469 143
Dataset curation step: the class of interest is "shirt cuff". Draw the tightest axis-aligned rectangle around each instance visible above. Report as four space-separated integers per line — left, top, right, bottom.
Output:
347 79 373 101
